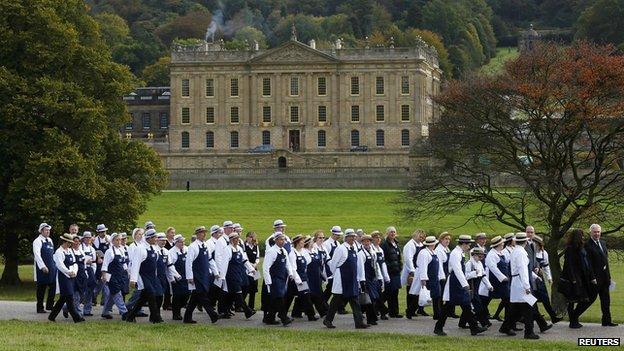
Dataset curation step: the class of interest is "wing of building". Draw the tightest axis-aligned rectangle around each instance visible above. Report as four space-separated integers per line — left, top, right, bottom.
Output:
124 37 441 189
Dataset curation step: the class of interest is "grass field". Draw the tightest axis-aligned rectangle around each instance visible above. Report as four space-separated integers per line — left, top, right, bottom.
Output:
1 190 622 325
480 47 519 76
0 321 589 350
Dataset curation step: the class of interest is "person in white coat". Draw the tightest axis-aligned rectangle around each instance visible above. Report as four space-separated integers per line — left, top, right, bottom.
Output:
358 234 383 325
321 226 343 307
33 223 56 313
124 228 147 318
460 247 492 328
492 233 516 321
370 231 390 320
168 234 187 320
216 232 256 319
216 221 234 316
92 224 111 307
434 235 486 336
410 236 445 320
533 235 562 323
100 233 129 320
48 233 84 323
499 232 551 339
479 235 510 324
323 230 368 329
285 235 318 321
183 226 220 324
262 233 295 326
403 229 426 318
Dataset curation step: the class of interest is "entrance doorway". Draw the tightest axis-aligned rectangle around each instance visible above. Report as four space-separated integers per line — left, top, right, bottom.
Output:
278 156 287 168
289 130 300 152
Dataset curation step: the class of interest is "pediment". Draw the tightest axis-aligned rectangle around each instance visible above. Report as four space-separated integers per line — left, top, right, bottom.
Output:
249 41 339 64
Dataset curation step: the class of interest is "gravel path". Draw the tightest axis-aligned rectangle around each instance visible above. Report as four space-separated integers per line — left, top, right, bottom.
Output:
1 300 620 342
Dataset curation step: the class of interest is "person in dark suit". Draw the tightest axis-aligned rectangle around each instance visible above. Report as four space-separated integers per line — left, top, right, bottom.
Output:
559 228 596 328
381 226 402 318
584 224 617 327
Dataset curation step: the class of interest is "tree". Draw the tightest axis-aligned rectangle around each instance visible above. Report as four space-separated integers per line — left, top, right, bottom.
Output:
154 9 212 46
141 55 171 86
0 0 168 285
400 42 624 311
576 0 624 47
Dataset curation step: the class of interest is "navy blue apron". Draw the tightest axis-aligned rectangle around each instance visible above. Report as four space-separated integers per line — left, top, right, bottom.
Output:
37 239 57 285
448 255 470 306
533 256 549 302
107 247 127 295
426 252 441 299
293 251 310 293
81 245 97 290
172 249 188 295
283 240 292 254
307 251 323 294
269 248 289 298
226 248 246 293
73 250 87 294
58 250 76 296
340 247 359 298
156 248 169 297
326 242 338 277
489 254 510 299
192 243 213 293
139 246 159 294
363 249 381 300
442 250 450 277
412 244 424 271
95 238 110 280
121 248 130 295
374 249 385 297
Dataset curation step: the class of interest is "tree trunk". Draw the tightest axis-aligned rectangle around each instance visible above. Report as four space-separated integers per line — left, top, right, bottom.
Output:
0 237 21 286
545 229 567 315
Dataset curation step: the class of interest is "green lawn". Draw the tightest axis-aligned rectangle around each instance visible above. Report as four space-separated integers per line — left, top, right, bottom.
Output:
1 190 622 325
0 321 584 350
480 47 519 76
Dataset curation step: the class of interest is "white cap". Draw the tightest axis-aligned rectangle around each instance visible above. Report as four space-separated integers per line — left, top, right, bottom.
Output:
233 223 243 231
173 234 185 243
330 226 343 235
156 232 166 240
273 219 286 228
144 221 155 230
210 225 222 234
223 220 234 228
144 229 157 239
132 228 143 238
82 231 92 238
38 223 51 232
356 229 364 236
96 224 108 232
110 232 120 241
344 228 356 237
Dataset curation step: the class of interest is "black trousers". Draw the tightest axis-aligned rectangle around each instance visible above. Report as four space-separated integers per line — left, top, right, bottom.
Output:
435 302 478 332
503 302 535 336
322 279 333 303
325 294 366 327
242 280 258 310
184 290 219 322
375 295 389 317
126 290 162 323
406 293 418 317
49 294 81 322
588 283 612 324
310 292 328 317
36 283 56 310
162 291 172 310
363 299 378 323
286 286 316 319
432 297 442 319
229 292 253 315
172 292 190 319
567 300 592 324
385 288 400 316
266 296 289 323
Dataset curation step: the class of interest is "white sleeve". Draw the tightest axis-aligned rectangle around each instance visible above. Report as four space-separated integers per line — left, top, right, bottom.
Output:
265 236 273 250
263 249 276 285
169 250 182 280
465 261 478 280
417 251 430 281
33 239 46 270
482 265 493 289
54 249 71 277
185 244 197 281
329 246 344 273
542 251 552 281
486 251 507 282
208 246 219 277
130 247 144 283
217 248 230 281
450 251 468 288
438 256 445 281
289 251 302 283
357 251 366 282
518 253 531 290
403 243 416 273
101 249 114 272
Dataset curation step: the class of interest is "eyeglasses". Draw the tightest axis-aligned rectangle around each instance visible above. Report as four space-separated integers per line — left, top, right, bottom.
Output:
318 237 325 240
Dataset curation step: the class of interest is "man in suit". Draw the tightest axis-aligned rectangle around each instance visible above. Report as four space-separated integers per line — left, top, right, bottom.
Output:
584 224 617 327
524 226 538 291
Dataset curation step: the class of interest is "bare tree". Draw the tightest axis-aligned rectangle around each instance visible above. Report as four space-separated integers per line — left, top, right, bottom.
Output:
399 41 624 311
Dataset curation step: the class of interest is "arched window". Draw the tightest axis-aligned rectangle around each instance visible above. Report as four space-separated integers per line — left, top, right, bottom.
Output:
230 131 239 148
262 130 271 145
401 129 410 147
206 131 214 148
317 130 326 147
376 129 385 147
350 130 360 147
181 131 190 149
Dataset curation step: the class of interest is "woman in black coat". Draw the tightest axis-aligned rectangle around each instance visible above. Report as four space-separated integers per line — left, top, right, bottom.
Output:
559 228 596 329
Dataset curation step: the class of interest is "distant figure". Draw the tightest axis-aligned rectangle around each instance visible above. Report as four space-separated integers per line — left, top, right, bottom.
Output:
186 181 190 192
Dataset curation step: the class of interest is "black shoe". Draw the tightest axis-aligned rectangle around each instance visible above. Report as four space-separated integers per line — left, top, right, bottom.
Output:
471 326 487 335
47 315 55 322
218 313 231 319
390 314 404 318
63 310 68 319
449 313 460 319
602 322 618 327
380 314 388 320
282 317 293 326
499 328 516 336
197 306 203 312
75 318 85 323
434 329 447 336
551 316 563 324
210 313 219 324
323 320 336 329
83 313 93 317
183 319 197 324
101 314 113 320
524 333 540 340
266 320 281 325
569 322 583 329
540 324 553 333
37 309 46 314
136 312 148 317
369 321 378 325
337 309 348 315
46 306 53 311
355 324 370 329
307 315 318 321
512 326 524 331
151 319 164 324
121 313 127 321
245 310 256 319
417 309 430 317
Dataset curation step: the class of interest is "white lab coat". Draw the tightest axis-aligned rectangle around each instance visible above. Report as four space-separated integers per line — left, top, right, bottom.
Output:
185 240 219 291
357 248 382 282
322 237 340 277
510 245 534 303
442 246 469 302
32 235 51 282
371 244 390 283
216 244 255 292
157 246 178 283
288 249 309 285
535 250 552 281
409 247 445 295
81 243 97 272
101 246 127 282
53 247 77 294
262 245 294 286
401 239 418 286
129 241 153 290
329 243 364 295
168 246 185 281
464 257 492 296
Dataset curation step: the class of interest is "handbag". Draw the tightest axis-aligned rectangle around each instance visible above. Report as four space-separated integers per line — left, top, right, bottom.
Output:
557 277 572 299
418 287 432 306
358 291 372 305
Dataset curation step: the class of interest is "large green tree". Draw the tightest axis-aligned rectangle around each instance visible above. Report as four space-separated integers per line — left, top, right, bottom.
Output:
0 0 168 285
576 0 624 48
